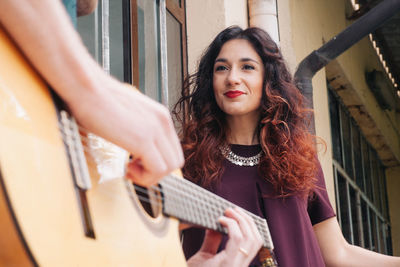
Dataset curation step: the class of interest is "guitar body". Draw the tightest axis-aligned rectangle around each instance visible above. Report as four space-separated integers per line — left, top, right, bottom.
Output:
0 26 186 266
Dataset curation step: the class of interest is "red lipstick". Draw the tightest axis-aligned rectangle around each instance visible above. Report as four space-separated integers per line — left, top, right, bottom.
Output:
224 90 244 98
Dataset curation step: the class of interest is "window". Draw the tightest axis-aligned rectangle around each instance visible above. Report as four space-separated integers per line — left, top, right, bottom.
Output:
77 0 187 110
328 88 392 255
77 0 128 82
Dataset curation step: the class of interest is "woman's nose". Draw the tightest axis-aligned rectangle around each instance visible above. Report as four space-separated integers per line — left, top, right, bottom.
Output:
226 67 241 85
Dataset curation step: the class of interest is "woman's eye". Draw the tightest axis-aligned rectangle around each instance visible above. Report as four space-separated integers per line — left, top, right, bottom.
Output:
215 65 227 71
243 64 255 70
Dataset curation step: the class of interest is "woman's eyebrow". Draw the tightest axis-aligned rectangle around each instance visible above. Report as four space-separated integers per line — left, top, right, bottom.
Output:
214 57 260 64
240 58 260 64
215 58 227 63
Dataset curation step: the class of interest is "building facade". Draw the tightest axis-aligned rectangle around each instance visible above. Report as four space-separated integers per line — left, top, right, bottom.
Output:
77 0 400 256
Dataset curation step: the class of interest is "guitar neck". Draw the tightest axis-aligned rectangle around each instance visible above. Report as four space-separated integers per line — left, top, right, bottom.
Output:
159 175 274 250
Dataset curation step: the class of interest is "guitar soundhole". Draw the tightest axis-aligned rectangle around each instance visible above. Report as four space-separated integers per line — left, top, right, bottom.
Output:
134 184 162 218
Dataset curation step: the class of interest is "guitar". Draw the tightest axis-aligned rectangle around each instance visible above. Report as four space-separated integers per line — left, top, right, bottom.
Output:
0 25 276 266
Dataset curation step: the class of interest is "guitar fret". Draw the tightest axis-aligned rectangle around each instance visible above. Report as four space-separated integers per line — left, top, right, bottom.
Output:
162 176 217 231
160 175 274 249
162 176 203 227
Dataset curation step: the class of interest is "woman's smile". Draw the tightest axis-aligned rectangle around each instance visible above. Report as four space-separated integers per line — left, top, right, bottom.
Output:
224 90 245 98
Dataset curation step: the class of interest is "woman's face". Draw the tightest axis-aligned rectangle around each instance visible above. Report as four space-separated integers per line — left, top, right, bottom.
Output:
213 38 264 120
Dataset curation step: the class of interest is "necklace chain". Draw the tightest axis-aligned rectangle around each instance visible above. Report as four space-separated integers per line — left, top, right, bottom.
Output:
220 145 263 166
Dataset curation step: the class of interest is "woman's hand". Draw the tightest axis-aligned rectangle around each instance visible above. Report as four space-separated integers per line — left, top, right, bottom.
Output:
187 207 263 267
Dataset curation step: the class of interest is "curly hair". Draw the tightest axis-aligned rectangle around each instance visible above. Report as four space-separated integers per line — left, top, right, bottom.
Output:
173 26 318 197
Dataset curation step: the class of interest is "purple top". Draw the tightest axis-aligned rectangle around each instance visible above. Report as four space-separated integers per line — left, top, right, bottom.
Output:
182 144 336 267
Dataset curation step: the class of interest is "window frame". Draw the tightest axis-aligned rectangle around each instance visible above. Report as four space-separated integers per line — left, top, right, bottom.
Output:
329 86 392 254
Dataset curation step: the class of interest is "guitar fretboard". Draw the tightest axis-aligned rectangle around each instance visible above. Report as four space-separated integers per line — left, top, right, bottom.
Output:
159 174 274 249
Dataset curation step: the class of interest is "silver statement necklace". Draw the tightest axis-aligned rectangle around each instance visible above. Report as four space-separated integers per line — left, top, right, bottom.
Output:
220 145 263 166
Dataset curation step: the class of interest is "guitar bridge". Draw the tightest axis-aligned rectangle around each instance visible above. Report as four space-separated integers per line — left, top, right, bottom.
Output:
59 110 95 238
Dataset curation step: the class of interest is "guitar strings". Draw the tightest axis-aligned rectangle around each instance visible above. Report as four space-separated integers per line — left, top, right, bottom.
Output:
57 118 272 245
154 178 272 246
59 124 269 226
154 175 269 235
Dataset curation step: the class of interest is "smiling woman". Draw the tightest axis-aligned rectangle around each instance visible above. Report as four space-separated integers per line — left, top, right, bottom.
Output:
173 26 400 267
173 26 326 266
173 26 317 195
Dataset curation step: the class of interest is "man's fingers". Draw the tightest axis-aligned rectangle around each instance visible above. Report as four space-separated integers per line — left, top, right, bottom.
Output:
159 108 184 167
126 143 167 186
155 129 182 176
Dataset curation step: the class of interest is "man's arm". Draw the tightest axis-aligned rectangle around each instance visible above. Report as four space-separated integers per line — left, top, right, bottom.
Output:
0 1 184 186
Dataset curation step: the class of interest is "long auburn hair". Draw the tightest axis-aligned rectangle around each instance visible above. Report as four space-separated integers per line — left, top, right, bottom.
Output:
173 26 318 197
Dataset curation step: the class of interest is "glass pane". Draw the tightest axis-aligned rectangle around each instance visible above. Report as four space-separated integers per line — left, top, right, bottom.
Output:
328 90 343 164
137 0 161 101
379 166 388 219
109 0 124 82
350 187 360 245
77 2 126 82
361 199 370 249
370 151 382 211
362 140 373 199
387 224 393 255
340 107 353 176
77 6 101 63
382 220 389 253
166 10 183 111
377 219 384 253
352 121 363 188
369 210 378 252
337 173 352 243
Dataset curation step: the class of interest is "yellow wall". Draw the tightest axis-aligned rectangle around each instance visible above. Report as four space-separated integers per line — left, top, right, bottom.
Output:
278 0 400 255
186 0 248 74
278 0 343 209
387 166 400 255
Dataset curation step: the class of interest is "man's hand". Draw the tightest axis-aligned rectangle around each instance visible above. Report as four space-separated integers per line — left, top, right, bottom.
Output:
68 79 184 187
0 1 184 187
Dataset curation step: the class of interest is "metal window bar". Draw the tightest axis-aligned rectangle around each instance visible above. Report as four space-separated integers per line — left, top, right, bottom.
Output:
122 0 132 84
382 220 388 254
375 215 381 252
368 147 378 214
360 136 367 194
94 4 100 63
328 88 390 233
333 159 392 252
334 165 341 227
338 104 346 169
345 177 355 244
101 0 110 74
333 160 394 254
349 118 356 181
366 205 373 250
379 166 387 219
159 0 169 106
356 192 365 247
333 160 388 223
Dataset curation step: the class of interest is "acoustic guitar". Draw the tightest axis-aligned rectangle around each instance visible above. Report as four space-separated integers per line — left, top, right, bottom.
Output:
0 25 276 266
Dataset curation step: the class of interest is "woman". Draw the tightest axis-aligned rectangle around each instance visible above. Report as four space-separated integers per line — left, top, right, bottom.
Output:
174 26 400 267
